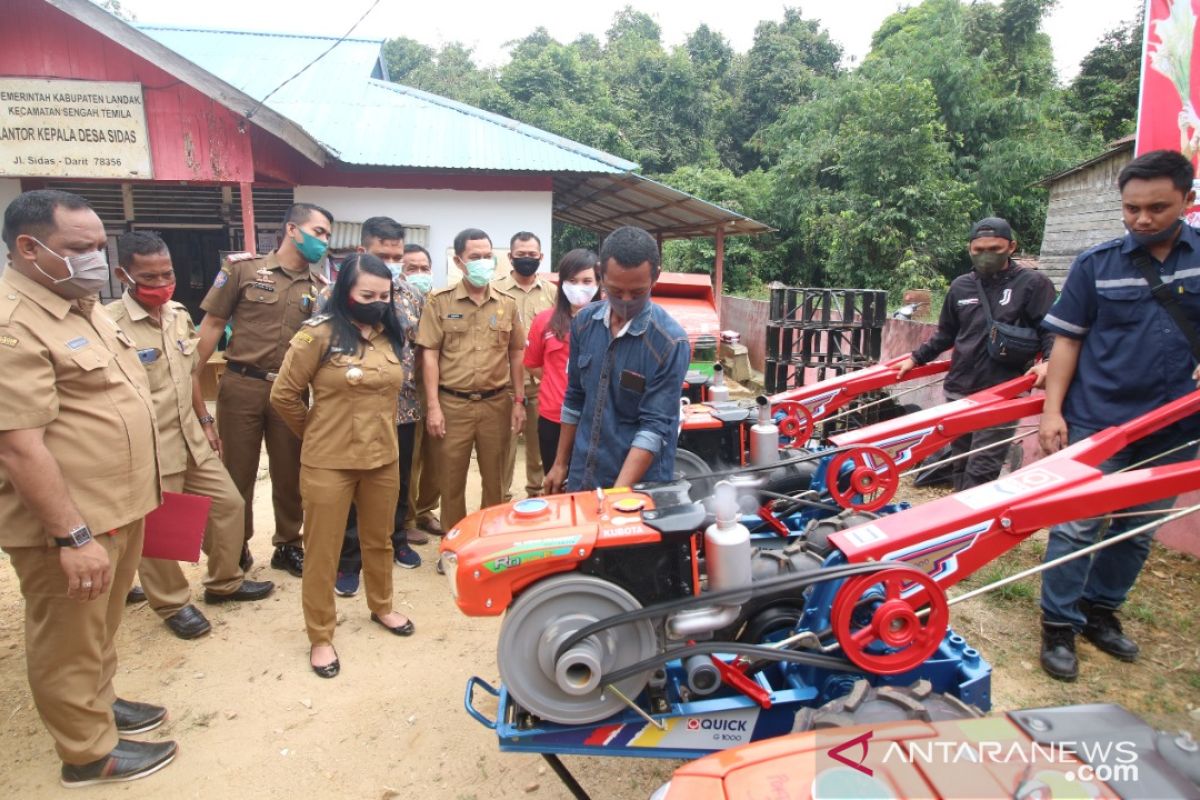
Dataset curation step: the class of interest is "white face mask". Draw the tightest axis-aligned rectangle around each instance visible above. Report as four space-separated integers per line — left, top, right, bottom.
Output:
562 281 598 307
30 237 109 299
386 262 404 281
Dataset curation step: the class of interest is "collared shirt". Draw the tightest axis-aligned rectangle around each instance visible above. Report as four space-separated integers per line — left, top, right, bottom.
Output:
524 308 570 423
414 281 525 392
0 270 161 547
1042 225 1200 434
270 318 406 470
561 300 691 491
105 293 211 475
493 272 555 398
315 277 425 424
200 250 326 371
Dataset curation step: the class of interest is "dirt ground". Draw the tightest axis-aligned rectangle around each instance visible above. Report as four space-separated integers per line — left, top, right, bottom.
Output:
1 447 1198 798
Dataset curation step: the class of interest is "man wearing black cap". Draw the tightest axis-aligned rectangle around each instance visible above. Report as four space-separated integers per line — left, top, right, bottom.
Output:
897 217 1057 489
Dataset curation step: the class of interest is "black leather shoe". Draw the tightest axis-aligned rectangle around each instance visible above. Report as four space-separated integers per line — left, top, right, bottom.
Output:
239 544 253 572
203 579 275 604
271 544 304 577
113 698 166 734
61 738 177 787
1040 622 1079 681
1081 601 1139 662
164 605 211 640
370 612 415 637
310 647 340 679
125 585 146 605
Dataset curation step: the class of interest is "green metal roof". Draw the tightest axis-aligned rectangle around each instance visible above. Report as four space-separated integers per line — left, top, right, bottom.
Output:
139 25 637 174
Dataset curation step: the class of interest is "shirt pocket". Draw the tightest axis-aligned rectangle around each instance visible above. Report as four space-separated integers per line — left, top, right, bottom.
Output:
443 318 469 352
242 282 280 307
490 318 512 349
1178 276 1200 317
1096 285 1147 327
69 346 114 389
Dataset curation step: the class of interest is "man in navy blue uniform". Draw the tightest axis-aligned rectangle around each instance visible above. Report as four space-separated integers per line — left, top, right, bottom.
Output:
1038 149 1200 681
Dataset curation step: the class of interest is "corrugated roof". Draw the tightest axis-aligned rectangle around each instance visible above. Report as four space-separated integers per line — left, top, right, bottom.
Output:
139 25 635 174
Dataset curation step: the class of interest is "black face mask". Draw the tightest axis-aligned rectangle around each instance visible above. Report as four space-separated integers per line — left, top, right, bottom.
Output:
1128 218 1184 248
511 256 541 276
348 300 389 326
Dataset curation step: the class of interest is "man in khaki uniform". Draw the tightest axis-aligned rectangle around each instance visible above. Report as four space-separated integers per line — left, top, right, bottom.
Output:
0 190 177 785
107 232 274 639
194 203 334 578
416 228 526 530
493 231 555 501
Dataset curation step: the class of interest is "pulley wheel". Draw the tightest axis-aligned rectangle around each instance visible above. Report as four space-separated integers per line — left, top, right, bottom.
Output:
826 445 899 511
772 401 815 444
674 447 714 501
831 567 949 675
498 574 658 725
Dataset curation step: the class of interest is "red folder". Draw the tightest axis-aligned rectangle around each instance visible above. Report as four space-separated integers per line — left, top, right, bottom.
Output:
142 492 211 562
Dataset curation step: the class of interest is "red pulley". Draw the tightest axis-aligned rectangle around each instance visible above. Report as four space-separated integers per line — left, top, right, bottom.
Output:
771 401 814 444
825 445 899 512
831 567 949 675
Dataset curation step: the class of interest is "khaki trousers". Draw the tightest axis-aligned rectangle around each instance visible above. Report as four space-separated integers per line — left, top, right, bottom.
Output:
300 461 399 646
403 393 441 529
438 391 512 530
502 379 543 501
139 453 247 617
4 520 143 764
217 369 303 547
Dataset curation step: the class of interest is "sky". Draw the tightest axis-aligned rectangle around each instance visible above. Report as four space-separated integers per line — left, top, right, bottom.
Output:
117 0 1143 82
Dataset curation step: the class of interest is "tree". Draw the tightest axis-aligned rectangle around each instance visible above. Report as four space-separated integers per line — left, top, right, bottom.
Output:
1068 4 1144 143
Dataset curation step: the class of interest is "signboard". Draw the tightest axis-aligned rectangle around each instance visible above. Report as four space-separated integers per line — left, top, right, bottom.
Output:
0 78 152 179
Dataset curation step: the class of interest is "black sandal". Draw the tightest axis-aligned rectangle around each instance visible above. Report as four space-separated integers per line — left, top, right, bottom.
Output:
310 646 340 678
370 612 415 636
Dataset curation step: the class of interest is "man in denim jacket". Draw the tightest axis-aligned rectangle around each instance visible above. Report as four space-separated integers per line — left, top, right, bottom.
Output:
544 227 691 492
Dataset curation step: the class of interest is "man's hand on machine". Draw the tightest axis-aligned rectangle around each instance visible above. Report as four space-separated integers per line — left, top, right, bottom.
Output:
1038 411 1069 454
895 356 917 380
1026 361 1049 389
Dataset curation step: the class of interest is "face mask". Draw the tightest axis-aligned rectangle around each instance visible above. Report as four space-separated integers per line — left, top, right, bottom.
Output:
970 251 1009 276
511 256 541 277
128 278 176 308
1128 217 1183 248
386 263 403 281
607 294 649 320
562 281 597 307
348 298 390 326
291 227 329 264
30 237 109 299
406 273 433 295
464 258 494 288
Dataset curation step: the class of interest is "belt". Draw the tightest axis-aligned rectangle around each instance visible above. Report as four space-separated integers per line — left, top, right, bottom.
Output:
225 361 278 382
439 386 505 401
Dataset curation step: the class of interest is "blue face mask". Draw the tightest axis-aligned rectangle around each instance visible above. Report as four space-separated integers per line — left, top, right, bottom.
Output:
406 273 433 295
1128 218 1184 248
464 257 494 288
386 263 403 281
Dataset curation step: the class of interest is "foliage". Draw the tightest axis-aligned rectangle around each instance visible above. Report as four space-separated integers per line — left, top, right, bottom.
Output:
379 1 1140 296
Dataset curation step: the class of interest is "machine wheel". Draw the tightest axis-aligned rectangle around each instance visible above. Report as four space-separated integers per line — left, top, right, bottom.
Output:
497 574 659 726
792 679 983 731
674 447 714 500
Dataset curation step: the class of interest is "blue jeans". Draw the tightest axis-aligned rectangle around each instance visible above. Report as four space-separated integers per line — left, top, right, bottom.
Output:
1040 423 1198 629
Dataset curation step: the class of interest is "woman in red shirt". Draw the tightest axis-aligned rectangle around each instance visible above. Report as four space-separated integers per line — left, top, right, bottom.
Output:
525 249 599 476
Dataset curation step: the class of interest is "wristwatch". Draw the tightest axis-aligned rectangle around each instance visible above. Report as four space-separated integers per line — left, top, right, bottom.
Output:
514 396 527 407
198 415 216 426
54 524 93 548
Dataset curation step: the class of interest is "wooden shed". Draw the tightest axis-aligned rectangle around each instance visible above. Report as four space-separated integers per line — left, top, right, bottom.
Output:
1036 136 1134 287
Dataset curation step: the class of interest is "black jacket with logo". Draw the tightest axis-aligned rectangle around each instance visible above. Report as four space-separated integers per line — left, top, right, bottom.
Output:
912 261 1057 396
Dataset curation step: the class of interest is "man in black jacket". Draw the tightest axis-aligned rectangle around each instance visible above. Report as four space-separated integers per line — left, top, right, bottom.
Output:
897 217 1056 489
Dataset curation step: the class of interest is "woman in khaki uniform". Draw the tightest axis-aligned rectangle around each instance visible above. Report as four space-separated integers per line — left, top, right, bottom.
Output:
270 254 416 678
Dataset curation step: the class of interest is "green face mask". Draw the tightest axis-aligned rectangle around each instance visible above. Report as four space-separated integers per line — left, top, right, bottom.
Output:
970 251 1008 276
464 257 494 288
292 227 329 264
406 273 433 294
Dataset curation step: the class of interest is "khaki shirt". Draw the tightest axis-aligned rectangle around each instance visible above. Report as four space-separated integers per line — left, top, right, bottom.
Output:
200 251 327 371
414 282 524 393
0 270 161 547
270 317 406 470
493 272 555 397
105 293 211 476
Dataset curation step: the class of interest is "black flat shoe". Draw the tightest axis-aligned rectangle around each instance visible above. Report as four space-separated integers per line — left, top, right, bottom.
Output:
164 605 211 640
203 579 275 604
112 698 167 734
310 647 340 679
61 738 177 787
370 612 415 637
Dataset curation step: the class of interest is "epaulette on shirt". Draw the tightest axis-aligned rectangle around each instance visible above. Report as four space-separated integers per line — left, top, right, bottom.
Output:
303 313 332 327
1077 237 1125 261
0 290 21 326
226 252 257 263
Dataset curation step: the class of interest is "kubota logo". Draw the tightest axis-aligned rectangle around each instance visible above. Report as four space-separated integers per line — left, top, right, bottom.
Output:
827 730 873 776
